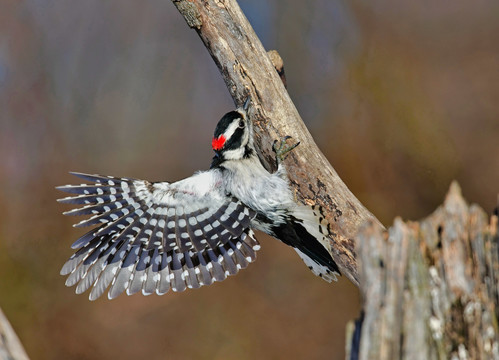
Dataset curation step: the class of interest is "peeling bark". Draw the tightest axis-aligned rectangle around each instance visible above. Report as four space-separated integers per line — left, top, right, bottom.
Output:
347 183 499 360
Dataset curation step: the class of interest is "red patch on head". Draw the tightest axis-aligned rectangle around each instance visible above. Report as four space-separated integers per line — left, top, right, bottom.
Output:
212 135 226 151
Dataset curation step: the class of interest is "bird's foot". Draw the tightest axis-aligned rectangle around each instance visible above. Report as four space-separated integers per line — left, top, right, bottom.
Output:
273 136 300 164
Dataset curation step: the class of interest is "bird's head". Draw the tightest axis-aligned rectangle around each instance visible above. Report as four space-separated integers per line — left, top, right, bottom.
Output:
211 99 254 168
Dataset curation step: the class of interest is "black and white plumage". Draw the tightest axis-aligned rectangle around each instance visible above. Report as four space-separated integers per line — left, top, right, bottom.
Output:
58 100 340 300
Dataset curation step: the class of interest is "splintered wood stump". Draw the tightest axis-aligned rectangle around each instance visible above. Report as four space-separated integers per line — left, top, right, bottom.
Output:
0 308 29 360
347 182 499 360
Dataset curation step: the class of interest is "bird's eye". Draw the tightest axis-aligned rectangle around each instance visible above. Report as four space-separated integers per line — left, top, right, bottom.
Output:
238 120 245 128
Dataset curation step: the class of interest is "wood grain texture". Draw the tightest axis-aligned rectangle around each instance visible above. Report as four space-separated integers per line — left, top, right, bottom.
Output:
348 183 499 360
171 0 382 285
0 307 30 360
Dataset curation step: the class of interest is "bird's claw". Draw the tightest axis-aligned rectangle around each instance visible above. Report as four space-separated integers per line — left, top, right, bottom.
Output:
273 136 300 164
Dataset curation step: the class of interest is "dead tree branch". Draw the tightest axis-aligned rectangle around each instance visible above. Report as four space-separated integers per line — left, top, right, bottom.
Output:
171 0 382 285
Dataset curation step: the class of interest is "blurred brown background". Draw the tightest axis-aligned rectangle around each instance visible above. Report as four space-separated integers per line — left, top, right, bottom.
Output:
1 0 498 359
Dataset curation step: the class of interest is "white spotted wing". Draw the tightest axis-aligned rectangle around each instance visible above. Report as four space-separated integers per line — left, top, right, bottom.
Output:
57 171 260 300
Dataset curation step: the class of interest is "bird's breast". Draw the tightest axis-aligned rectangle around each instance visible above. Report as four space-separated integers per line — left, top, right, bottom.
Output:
223 160 294 217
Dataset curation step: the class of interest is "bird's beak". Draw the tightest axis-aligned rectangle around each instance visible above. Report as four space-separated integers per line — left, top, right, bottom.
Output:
210 152 223 169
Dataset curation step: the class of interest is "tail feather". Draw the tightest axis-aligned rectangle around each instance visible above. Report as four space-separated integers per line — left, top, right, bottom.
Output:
294 248 338 282
289 204 341 281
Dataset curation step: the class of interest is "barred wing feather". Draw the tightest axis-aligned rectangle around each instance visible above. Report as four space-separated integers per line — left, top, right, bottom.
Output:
57 171 260 300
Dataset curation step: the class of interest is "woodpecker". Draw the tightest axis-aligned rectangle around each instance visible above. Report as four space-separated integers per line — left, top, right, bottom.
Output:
58 99 340 300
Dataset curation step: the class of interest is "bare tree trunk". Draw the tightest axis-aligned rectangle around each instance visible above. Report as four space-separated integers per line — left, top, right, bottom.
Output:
346 183 499 360
0 307 29 360
171 0 382 285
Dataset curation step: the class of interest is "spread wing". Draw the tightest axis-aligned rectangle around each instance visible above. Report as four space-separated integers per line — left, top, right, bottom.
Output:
57 171 260 300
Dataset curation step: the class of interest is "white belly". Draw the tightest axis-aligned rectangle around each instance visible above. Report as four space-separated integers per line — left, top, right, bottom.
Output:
222 157 295 216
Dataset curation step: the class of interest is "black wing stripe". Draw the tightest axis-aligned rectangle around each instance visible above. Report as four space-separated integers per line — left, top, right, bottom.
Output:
227 239 249 270
196 218 220 249
67 239 110 288
73 204 137 228
62 237 103 279
69 226 104 250
219 245 237 276
239 242 257 263
161 217 176 252
145 213 166 251
175 208 192 253
59 173 261 300
193 206 225 249
143 248 161 295
63 199 129 217
56 184 119 195
93 196 154 238
69 172 135 184
75 239 120 295
195 252 213 286
156 253 171 295
130 205 159 247
170 252 187 292
127 248 149 295
225 203 250 233
89 239 130 300
188 210 217 251
183 252 201 289
242 230 260 250
205 249 226 282
58 193 125 205
108 246 140 299
183 208 211 251
206 202 240 237
236 232 259 263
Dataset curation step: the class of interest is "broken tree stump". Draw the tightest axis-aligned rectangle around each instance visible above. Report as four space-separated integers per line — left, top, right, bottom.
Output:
0 307 29 360
347 182 499 360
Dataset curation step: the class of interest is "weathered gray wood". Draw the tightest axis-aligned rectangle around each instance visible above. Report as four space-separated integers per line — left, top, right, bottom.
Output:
171 0 382 285
349 183 499 360
0 307 29 360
